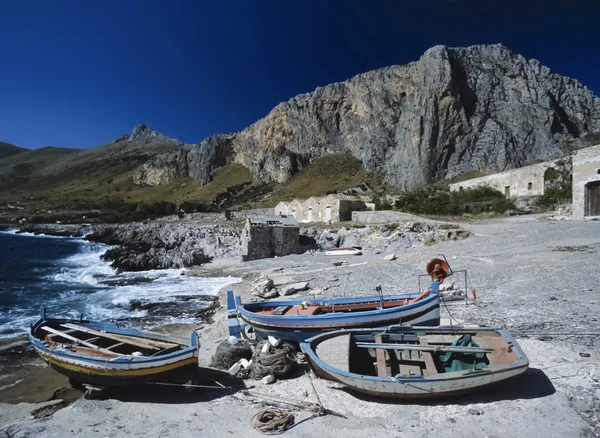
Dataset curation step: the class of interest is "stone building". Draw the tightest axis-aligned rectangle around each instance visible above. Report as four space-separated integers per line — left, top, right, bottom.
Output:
274 194 366 223
448 160 564 198
241 215 300 261
572 144 600 219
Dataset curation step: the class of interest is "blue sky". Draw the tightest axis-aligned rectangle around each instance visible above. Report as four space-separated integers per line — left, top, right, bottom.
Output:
1 1 599 149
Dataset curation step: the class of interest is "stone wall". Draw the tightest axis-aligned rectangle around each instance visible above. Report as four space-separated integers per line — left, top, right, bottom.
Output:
241 221 301 261
448 160 561 198
230 208 274 220
351 210 433 224
572 144 600 219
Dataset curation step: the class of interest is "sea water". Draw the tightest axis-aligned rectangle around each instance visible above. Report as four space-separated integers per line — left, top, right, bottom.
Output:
0 230 240 339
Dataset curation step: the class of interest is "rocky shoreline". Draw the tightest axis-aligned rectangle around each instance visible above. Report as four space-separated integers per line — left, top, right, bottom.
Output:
4 218 470 272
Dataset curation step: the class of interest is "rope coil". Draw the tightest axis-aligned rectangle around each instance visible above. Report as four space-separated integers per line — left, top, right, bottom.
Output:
251 408 295 435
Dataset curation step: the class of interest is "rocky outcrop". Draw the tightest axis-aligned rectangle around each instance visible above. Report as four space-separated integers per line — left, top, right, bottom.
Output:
134 44 600 190
86 223 242 272
301 222 469 251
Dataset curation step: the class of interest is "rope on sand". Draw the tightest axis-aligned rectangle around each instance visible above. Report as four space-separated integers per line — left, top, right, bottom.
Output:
251 408 295 435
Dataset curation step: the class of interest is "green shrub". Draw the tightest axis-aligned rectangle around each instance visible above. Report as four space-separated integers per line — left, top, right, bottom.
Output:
395 186 513 215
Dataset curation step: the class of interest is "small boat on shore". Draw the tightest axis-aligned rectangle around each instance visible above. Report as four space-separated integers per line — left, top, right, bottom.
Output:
324 247 362 256
300 326 529 399
227 287 440 342
29 309 200 387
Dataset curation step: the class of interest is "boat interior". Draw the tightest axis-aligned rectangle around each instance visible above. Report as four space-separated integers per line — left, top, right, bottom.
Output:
249 294 429 317
34 321 187 359
315 331 519 378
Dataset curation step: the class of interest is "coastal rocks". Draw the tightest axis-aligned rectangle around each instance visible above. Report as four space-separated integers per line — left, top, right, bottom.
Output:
281 281 310 296
439 280 465 301
300 221 469 253
87 222 242 272
134 44 600 190
128 295 219 322
251 276 279 300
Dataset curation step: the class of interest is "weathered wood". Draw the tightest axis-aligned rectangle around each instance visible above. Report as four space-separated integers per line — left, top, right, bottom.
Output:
106 342 126 351
47 328 77 338
41 326 117 355
374 335 388 377
60 323 176 350
422 352 439 376
356 342 493 354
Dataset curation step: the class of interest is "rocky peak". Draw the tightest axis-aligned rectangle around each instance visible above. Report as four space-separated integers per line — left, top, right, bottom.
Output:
129 124 168 142
113 124 180 144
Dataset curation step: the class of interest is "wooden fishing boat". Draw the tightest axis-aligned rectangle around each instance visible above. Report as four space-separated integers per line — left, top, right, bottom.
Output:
300 326 529 399
29 309 200 387
324 247 362 256
227 288 440 342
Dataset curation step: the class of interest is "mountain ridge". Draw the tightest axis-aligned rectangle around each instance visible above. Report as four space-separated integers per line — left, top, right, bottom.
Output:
134 43 600 190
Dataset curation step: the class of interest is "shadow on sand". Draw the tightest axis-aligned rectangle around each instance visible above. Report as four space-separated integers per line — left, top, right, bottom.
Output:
331 367 555 406
88 367 247 404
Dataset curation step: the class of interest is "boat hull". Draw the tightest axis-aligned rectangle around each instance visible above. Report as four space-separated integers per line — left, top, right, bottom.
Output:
29 316 199 387
301 326 529 399
230 291 440 342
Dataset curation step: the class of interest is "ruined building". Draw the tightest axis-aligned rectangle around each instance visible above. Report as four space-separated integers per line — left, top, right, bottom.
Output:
274 194 366 223
241 215 300 261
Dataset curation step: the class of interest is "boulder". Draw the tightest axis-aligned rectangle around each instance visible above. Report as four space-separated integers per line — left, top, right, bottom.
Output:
383 253 397 261
281 282 310 296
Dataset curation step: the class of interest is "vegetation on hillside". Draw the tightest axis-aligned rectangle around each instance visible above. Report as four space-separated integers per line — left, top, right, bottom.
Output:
395 185 514 215
260 154 386 206
0 142 28 160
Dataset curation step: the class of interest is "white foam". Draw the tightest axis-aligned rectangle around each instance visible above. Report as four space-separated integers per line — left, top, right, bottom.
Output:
1 235 242 338
49 242 115 286
0 229 19 235
0 230 75 239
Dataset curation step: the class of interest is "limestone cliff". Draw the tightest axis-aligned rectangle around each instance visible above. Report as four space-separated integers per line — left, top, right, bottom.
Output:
134 44 600 190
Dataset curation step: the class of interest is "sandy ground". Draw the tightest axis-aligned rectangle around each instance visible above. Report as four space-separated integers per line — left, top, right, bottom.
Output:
1 215 600 437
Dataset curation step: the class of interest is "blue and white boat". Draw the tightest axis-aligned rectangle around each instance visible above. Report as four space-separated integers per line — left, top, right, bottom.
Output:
29 308 200 387
227 287 440 342
300 325 529 399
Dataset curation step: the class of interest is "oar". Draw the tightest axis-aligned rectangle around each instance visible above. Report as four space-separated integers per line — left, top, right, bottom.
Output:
355 342 493 354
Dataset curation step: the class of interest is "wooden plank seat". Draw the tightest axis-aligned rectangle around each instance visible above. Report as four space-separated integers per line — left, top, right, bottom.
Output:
353 334 420 343
41 326 117 355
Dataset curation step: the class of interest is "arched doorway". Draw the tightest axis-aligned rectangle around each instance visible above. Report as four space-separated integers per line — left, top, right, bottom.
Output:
544 167 558 188
585 180 600 216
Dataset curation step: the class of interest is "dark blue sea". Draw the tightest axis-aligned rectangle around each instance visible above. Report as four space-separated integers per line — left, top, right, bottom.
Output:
0 230 240 339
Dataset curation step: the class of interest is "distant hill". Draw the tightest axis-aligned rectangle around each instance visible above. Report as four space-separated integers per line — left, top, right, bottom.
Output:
0 125 197 219
0 146 82 181
0 142 28 160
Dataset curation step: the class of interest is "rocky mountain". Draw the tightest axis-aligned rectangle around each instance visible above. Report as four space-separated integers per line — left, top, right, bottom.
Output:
134 44 600 190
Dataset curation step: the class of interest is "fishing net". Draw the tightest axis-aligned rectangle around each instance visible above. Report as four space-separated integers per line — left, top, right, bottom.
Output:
249 341 296 379
209 339 253 370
